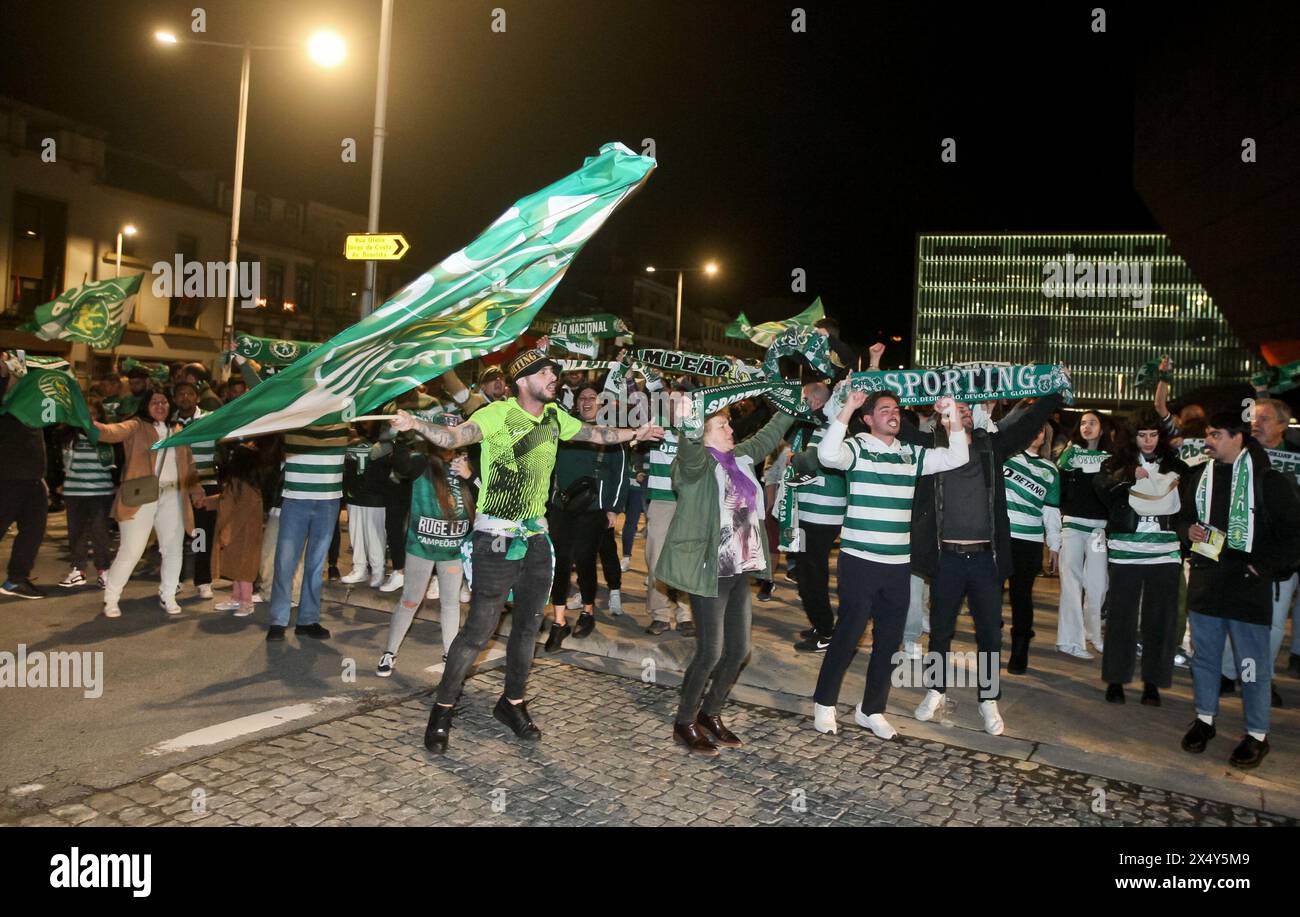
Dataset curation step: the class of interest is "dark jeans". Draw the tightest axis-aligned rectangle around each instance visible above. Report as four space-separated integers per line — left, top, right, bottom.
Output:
796 521 838 634
813 554 909 715
329 513 341 567
676 573 753 723
1102 563 1181 688
548 506 604 606
598 524 621 590
66 494 113 571
0 480 48 580
1007 537 1043 641
185 484 220 586
621 483 645 557
928 547 1004 700
385 478 412 571
436 529 553 705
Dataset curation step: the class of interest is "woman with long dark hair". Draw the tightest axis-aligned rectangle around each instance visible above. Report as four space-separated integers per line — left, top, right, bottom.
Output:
207 439 268 617
1055 410 1114 658
57 398 116 589
1093 410 1189 704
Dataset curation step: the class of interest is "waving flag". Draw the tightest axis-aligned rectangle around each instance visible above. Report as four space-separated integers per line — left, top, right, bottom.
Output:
158 142 655 448
19 274 142 349
725 297 825 347
0 367 98 440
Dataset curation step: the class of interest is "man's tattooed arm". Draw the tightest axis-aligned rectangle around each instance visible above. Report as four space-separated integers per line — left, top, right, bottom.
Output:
571 424 634 445
415 419 483 449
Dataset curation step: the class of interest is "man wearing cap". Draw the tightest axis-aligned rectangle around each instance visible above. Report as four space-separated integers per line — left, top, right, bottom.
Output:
103 366 151 422
392 348 664 755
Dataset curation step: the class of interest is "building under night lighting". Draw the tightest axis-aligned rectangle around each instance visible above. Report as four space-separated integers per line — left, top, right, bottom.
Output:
912 233 1261 407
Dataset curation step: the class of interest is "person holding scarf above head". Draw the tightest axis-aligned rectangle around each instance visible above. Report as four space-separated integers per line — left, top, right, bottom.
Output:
1178 411 1300 769
657 383 826 756
1092 410 1189 705
1055 410 1114 659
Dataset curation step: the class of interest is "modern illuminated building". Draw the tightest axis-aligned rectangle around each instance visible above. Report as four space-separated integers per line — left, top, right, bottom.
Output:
912 233 1262 407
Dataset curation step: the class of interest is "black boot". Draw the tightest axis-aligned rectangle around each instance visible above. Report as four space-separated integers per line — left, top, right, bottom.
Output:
1141 682 1161 706
1105 683 1126 704
544 620 571 652
1007 634 1030 675
493 696 541 741
572 611 595 639
424 704 454 755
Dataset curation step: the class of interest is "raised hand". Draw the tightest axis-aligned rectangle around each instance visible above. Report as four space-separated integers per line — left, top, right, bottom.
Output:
391 409 417 432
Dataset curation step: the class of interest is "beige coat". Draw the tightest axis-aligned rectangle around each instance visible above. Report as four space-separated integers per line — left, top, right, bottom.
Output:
96 418 203 529
206 479 263 582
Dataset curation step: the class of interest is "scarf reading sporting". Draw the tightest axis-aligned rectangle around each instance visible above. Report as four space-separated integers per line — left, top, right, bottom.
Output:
1177 439 1211 467
679 381 811 440
761 325 836 380
1057 444 1109 473
1194 451 1255 552
549 314 631 358
776 427 807 551
558 359 618 372
827 363 1073 415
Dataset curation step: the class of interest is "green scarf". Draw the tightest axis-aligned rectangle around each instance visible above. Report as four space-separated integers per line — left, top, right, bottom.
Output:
1194 450 1255 552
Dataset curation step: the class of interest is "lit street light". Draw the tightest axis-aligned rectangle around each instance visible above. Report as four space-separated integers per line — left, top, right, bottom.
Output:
115 224 137 278
645 261 720 350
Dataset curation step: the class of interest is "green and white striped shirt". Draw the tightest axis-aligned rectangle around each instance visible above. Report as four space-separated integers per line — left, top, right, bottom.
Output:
1107 530 1181 565
646 431 678 503
282 424 350 501
1004 452 1061 545
796 427 847 527
818 422 970 565
174 408 217 488
63 436 115 497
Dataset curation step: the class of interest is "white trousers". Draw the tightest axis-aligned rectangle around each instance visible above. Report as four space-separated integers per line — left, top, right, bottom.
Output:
1221 572 1298 679
1056 526 1108 651
104 490 188 607
347 504 388 577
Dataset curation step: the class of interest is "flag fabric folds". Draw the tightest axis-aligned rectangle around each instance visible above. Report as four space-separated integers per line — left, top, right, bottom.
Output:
0 367 98 441
19 274 142 349
725 297 825 347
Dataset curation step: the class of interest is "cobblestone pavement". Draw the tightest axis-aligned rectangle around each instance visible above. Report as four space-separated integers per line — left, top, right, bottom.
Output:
5 660 1295 828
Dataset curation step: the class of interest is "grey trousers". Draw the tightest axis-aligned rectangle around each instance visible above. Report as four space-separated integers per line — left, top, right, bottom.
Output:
676 573 753 724
645 500 690 623
385 553 464 656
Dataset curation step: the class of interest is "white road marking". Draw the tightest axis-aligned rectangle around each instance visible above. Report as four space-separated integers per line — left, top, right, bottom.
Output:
145 696 352 756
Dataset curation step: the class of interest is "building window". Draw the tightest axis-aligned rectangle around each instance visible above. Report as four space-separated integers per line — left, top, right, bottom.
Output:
321 272 338 315
295 268 313 313
169 233 203 329
266 262 284 306
285 202 300 228
7 192 67 318
255 195 271 220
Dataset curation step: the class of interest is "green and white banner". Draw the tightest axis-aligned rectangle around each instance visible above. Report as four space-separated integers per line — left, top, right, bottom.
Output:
726 297 824 348
828 363 1073 416
23 355 71 373
1057 444 1109 473
1252 360 1300 395
234 335 322 367
632 348 763 381
548 313 631 358
1134 358 1173 389
1177 439 1211 467
0 367 97 439
19 274 142 349
157 142 656 448
761 324 835 380
1266 448 1300 486
679 380 811 440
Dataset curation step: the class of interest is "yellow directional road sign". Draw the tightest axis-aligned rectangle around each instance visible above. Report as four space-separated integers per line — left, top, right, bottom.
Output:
345 233 410 260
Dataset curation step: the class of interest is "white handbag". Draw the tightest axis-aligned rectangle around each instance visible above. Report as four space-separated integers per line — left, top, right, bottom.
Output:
1128 469 1181 516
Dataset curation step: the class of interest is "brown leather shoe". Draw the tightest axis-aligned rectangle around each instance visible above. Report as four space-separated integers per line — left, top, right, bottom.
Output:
696 712 742 747
672 721 719 756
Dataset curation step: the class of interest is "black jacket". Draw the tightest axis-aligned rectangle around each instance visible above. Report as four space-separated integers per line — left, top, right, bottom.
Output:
1176 441 1300 624
0 372 47 482
899 393 1063 580
1092 450 1190 538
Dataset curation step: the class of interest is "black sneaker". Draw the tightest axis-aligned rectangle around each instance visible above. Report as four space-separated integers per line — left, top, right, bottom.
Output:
493 696 541 741
328 566 341 582
1105 683 1125 704
571 611 595 639
794 631 833 653
1228 734 1269 770
0 579 44 599
295 623 331 640
678 620 695 637
645 620 670 636
799 627 817 640
756 581 774 602
1141 683 1161 706
266 625 286 642
1288 653 1300 678
1180 719 1216 754
376 652 396 677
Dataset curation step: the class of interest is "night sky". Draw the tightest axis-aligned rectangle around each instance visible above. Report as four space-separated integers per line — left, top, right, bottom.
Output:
2 0 1189 355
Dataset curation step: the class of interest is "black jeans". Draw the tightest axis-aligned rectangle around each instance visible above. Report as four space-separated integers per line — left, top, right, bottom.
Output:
676 573 753 723
548 506 604 606
1007 537 1043 641
329 512 341 567
796 521 838 634
436 529 553 705
928 547 1004 700
385 478 412 571
186 483 220 586
66 494 114 571
598 524 621 590
813 554 909 714
0 480 48 581
1102 563 1181 688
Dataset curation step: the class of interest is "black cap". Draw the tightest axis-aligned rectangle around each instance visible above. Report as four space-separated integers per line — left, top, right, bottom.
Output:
506 349 560 383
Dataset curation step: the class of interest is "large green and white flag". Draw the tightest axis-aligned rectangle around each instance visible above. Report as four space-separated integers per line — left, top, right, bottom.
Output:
725 297 825 348
19 274 142 349
0 367 98 440
158 142 656 448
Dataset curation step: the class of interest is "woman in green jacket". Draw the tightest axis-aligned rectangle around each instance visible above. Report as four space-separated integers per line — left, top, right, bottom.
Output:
657 386 815 755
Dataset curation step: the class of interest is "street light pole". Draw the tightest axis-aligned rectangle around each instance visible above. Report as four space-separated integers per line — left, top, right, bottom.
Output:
674 269 684 350
224 42 252 345
115 232 124 278
361 0 394 317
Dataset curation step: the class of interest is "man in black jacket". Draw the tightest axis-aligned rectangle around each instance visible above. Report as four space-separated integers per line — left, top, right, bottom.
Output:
1178 412 1300 769
0 356 49 599
899 391 1065 736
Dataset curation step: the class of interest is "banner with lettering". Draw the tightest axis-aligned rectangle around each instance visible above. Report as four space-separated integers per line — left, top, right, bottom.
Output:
828 363 1073 416
549 313 631 357
679 380 810 440
633 348 764 381
761 325 836 380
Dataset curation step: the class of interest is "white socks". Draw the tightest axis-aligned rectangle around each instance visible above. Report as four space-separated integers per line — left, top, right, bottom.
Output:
1249 730 1266 741
812 703 838 734
1197 713 1214 726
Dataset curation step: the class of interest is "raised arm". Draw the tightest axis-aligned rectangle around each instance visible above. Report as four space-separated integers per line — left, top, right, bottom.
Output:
93 418 139 444
391 409 483 450
993 391 1063 459
570 421 663 446
440 367 488 416
735 411 795 464
918 399 969 474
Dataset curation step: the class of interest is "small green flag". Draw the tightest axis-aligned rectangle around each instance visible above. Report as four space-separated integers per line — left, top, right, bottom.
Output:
0 367 97 440
234 335 322 367
19 274 142 349
121 357 170 384
725 297 825 348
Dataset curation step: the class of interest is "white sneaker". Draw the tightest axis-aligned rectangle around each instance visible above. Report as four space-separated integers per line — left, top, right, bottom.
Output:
197 583 214 599
426 577 440 600
250 593 264 604
620 556 631 572
160 597 183 616
1091 640 1105 654
1058 644 1094 660
376 652 396 677
915 689 944 722
904 640 922 661
459 583 471 604
103 604 121 618
233 603 255 618
855 705 898 740
59 568 86 588
609 589 623 616
368 573 385 589
379 571 404 593
979 699 1005 736
1174 651 1191 668
813 702 839 734
214 600 241 611
340 569 368 584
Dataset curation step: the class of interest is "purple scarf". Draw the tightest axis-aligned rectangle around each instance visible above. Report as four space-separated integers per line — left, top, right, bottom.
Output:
708 447 758 510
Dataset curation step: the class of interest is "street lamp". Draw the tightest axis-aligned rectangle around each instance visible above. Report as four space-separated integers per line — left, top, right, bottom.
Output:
155 27 346 345
644 262 720 350
115 224 137 278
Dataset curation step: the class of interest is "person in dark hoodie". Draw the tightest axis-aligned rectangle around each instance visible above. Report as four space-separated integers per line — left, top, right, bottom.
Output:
1177 411 1300 770
544 381 628 650
0 355 49 598
1092 410 1189 707
897 389 1066 736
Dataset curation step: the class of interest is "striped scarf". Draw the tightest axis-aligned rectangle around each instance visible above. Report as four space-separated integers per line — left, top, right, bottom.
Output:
1195 450 1255 552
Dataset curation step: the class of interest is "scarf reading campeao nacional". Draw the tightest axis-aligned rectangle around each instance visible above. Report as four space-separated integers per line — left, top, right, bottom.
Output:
827 363 1073 416
1195 450 1255 552
549 313 631 358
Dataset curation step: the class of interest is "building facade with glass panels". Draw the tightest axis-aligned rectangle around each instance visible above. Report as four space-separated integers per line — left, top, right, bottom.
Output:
912 233 1261 407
